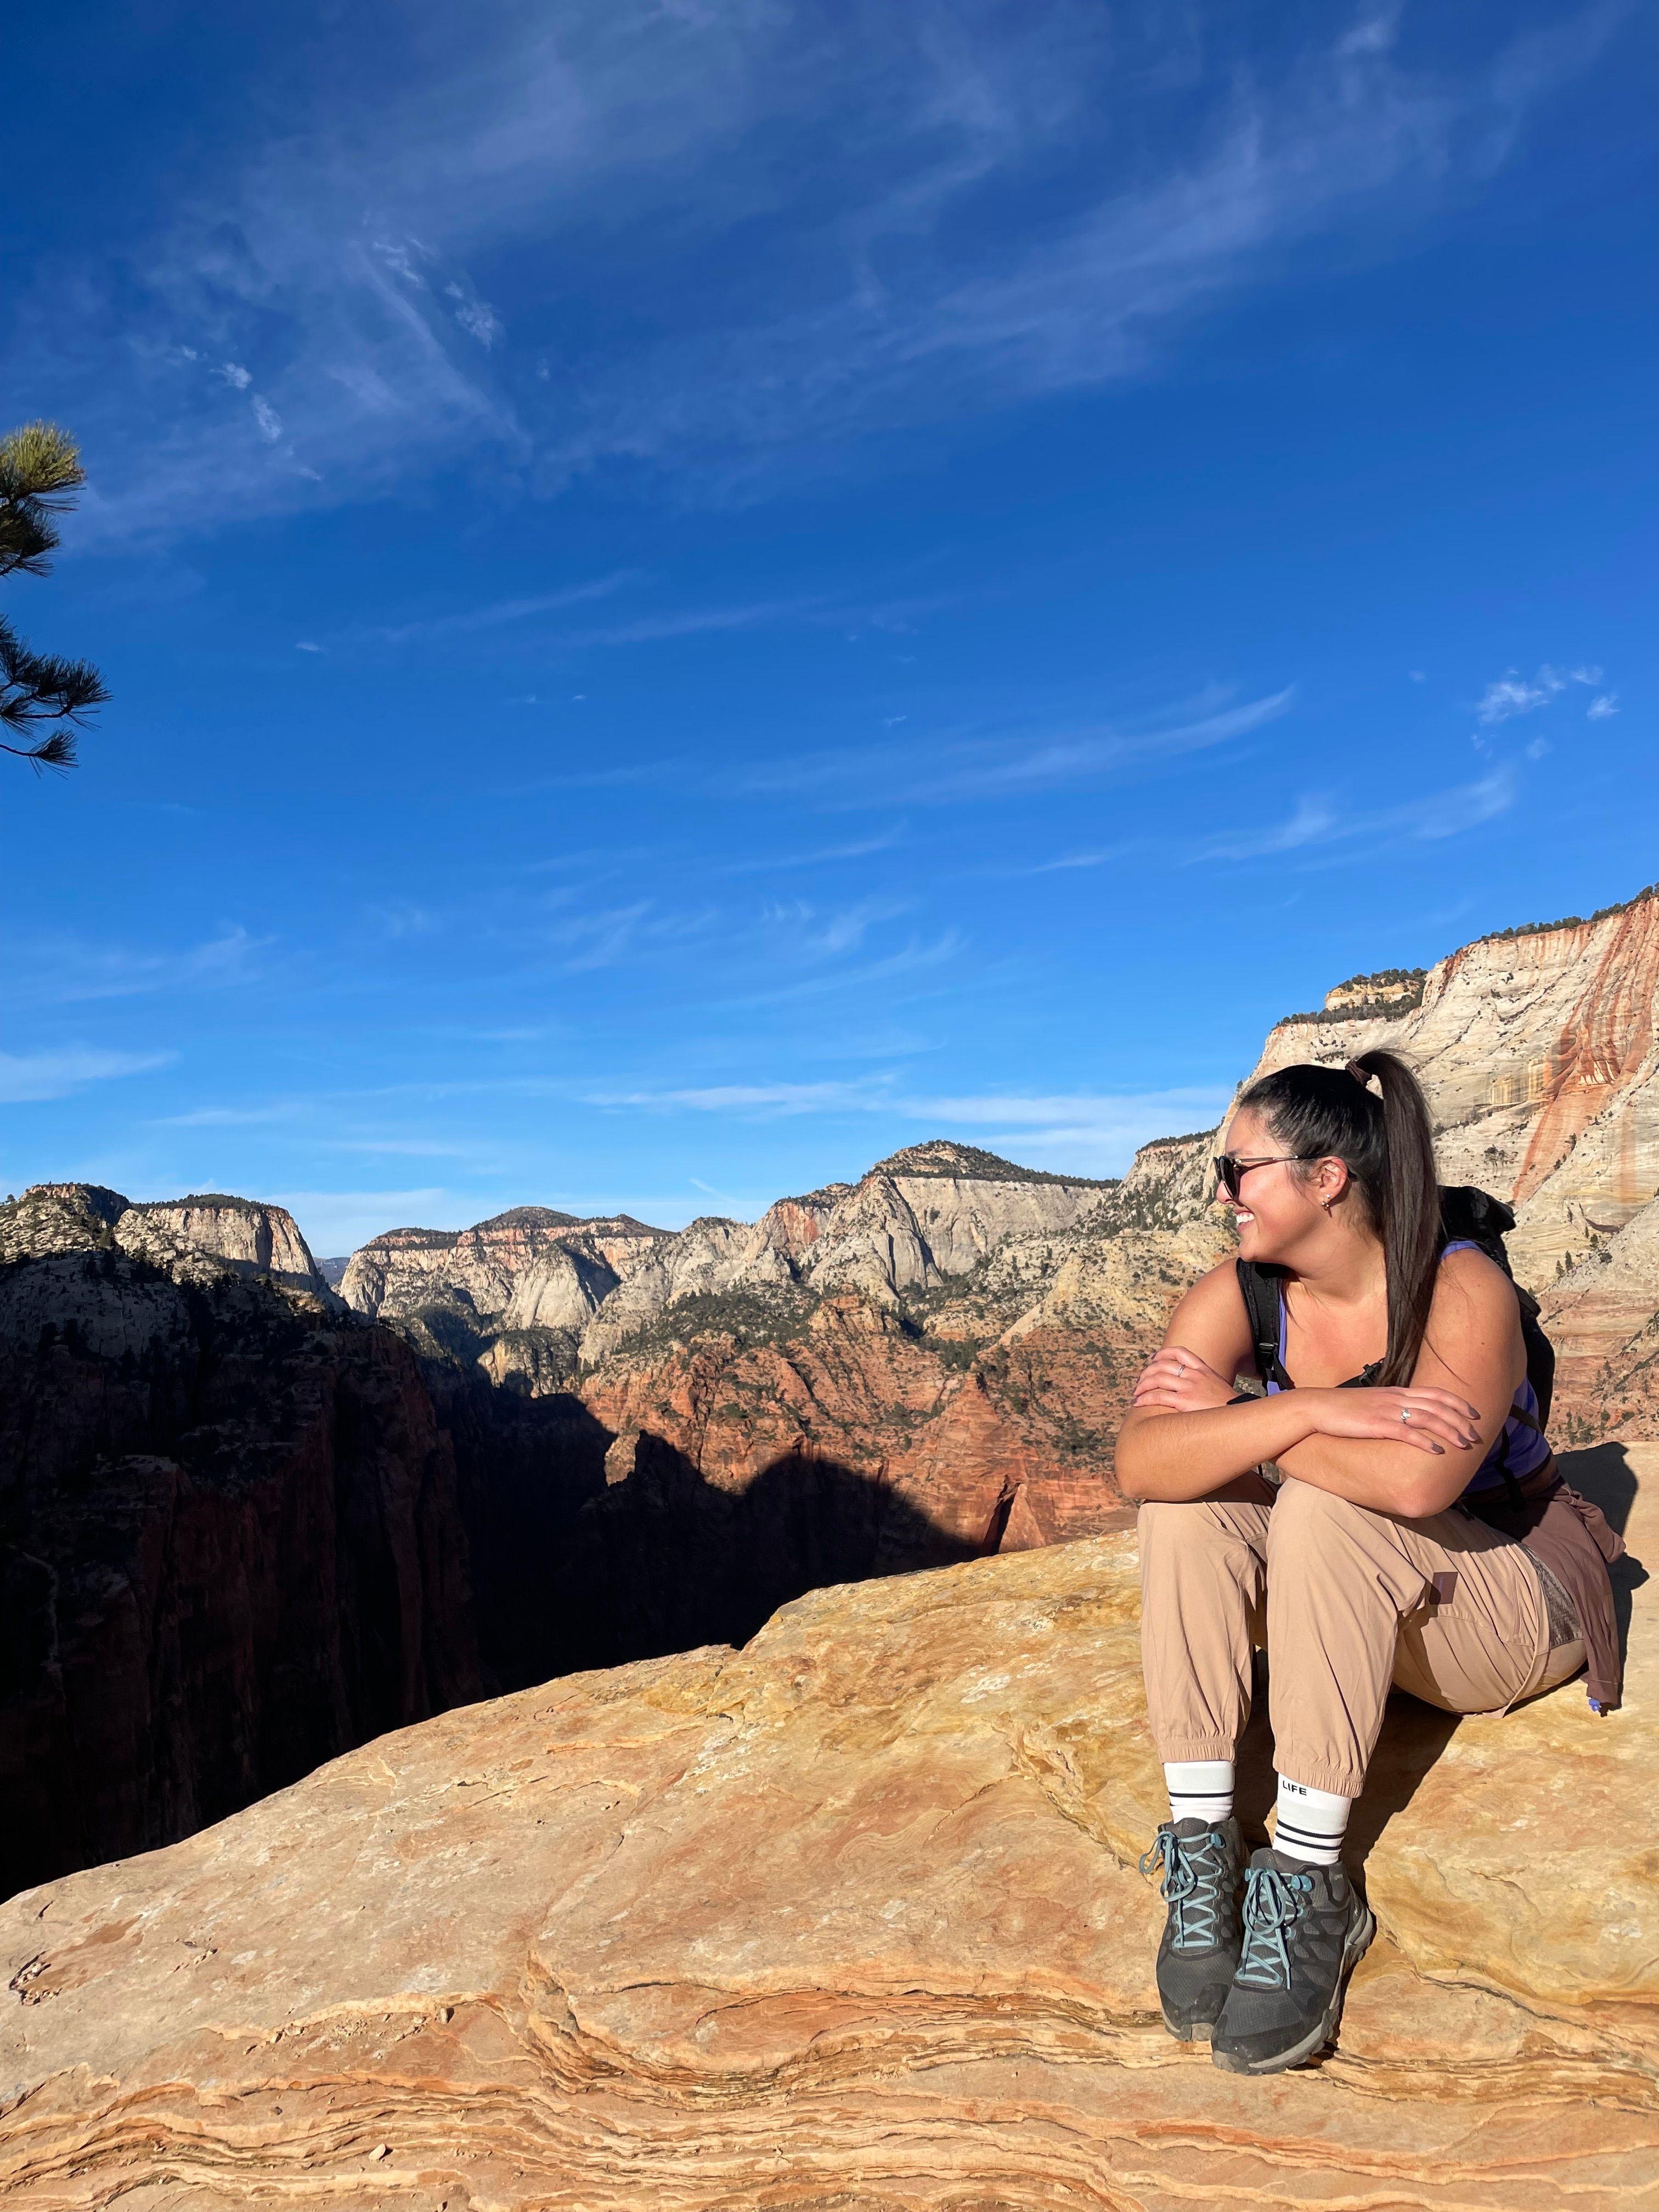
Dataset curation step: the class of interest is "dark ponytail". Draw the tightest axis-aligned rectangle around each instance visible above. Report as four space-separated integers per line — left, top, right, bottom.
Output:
1235 1048 1441 1384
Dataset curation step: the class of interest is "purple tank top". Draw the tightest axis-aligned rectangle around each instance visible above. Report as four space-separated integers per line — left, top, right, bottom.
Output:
1263 1238 1551 1494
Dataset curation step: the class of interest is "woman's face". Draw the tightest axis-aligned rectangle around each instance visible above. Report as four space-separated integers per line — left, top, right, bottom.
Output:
1217 1105 1324 1262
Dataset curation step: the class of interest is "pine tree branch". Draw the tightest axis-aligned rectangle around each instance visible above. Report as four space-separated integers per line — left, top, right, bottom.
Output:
0 617 109 729
0 423 105 774
0 730 78 773
0 422 88 581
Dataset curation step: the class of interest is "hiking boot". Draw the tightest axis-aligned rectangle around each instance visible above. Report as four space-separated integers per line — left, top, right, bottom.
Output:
1138 1816 1246 2041
1210 1847 1375 2074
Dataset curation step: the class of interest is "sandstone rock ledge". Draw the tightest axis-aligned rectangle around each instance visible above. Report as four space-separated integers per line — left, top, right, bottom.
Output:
2 1452 1655 2211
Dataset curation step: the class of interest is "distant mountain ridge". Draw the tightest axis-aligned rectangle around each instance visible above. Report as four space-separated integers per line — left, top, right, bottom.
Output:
13 879 1655 1496
338 1138 1115 1381
330 879 1659 1481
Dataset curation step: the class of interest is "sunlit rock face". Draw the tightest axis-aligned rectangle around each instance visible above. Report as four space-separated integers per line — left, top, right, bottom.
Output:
114 1197 330 1296
788 1142 1113 1301
0 1183 127 1261
341 1207 667 1341
1222 884 1659 1437
2 1444 1650 2210
0 1184 330 1297
1240 884 1659 1286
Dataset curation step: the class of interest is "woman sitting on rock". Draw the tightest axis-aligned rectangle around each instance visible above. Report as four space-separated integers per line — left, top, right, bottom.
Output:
1115 1051 1623 2076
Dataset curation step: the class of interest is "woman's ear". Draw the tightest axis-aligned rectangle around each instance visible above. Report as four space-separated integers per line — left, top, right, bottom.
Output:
1312 1155 1351 1209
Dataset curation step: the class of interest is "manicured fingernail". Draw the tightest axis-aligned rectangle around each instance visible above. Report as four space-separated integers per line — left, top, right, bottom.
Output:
1431 1443 1444 1453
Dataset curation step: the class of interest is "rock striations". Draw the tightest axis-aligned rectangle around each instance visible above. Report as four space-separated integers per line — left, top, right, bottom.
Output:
1 1444 1651 2208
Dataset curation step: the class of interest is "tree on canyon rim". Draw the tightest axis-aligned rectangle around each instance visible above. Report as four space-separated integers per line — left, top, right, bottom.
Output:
1 421 107 771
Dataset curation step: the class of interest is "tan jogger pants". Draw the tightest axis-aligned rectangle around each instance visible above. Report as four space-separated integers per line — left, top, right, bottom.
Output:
1138 1475 1586 1798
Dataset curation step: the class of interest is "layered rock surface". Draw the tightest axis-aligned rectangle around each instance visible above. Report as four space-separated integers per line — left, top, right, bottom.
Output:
2 1444 1651 2210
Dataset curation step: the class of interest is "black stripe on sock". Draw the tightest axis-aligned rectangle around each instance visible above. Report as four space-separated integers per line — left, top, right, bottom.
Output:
1273 1819 1346 1848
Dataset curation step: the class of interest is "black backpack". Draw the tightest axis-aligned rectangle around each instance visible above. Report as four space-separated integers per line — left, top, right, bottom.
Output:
1236 1184 1555 1426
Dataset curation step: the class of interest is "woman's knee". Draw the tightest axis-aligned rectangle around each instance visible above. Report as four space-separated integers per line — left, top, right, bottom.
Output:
1266 1479 1379 1556
1141 1496 1226 1544
1138 1494 1264 1569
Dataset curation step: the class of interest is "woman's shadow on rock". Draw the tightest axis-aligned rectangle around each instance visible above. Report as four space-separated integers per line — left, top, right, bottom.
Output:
1233 1441 1647 1865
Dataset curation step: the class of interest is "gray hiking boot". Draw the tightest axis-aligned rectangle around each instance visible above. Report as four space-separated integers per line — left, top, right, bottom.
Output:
1210 1847 1376 2074
1138 1816 1246 2041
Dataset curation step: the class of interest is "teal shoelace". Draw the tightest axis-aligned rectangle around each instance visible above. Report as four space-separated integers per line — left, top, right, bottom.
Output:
1139 1826 1229 1950
1234 1862 1314 1988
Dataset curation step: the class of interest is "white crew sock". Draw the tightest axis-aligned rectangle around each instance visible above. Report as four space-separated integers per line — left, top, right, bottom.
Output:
1163 1759 1234 1825
1273 1775 1352 1866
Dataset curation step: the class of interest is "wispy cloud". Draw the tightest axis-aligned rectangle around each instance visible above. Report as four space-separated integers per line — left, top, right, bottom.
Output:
155 1102 306 1128
1475 668 1564 722
479 585 957 667
763 896 913 957
366 568 646 646
736 687 1296 806
323 1136 485 1158
714 825 910 874
20 4 1618 544
1587 692 1618 720
529 899 721 975
719 928 967 1009
588 1076 1233 1173
0 1048 173 1104
1192 766 1516 864
1020 847 1132 874
1475 662 1607 723
1193 795 1337 862
0 927 270 1009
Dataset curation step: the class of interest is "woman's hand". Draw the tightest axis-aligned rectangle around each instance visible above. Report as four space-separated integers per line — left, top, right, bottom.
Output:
1131 1345 1238 1415
1297 1384 1481 1455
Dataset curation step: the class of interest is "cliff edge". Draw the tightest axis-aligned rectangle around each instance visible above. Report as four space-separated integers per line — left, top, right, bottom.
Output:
2 1443 1650 2209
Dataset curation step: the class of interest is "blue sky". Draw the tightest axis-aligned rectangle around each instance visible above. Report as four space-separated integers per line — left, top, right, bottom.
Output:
3 1 1656 1254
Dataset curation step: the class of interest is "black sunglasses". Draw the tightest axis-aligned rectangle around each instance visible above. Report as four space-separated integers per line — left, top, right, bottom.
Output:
1213 1151 1319 1201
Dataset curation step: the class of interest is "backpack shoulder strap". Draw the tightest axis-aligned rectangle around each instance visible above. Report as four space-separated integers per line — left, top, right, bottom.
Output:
1235 1259 1292 1391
